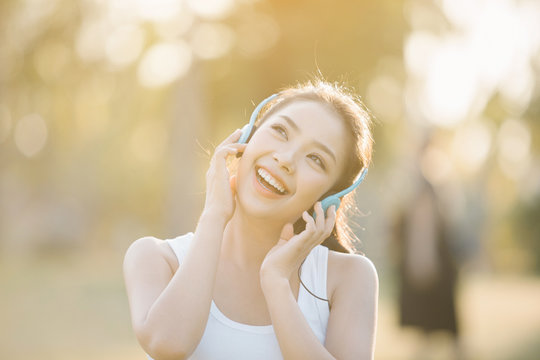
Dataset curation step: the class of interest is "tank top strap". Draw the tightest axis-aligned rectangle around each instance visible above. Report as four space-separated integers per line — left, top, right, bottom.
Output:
297 245 330 343
166 232 194 263
299 245 329 299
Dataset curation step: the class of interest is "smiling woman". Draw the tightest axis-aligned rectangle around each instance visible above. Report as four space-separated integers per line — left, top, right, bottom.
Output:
242 82 373 251
123 79 377 360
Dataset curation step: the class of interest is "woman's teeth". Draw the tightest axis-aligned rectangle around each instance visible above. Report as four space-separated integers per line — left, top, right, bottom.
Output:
257 167 286 194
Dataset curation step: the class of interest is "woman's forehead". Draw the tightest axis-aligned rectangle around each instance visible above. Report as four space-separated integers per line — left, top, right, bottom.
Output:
265 100 349 159
268 100 345 135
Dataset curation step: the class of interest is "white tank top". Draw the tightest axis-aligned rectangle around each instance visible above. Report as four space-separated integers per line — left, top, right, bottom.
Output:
148 232 330 360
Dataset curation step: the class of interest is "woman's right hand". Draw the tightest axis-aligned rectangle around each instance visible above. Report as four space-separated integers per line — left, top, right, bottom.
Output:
203 129 246 221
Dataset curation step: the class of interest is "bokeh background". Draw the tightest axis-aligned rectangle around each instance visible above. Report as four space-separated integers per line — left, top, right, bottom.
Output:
1 0 540 359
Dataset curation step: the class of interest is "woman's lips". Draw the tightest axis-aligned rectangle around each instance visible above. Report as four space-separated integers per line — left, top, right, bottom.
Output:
253 167 288 199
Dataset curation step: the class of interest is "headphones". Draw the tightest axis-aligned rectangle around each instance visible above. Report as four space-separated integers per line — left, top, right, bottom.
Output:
238 93 279 144
238 93 368 215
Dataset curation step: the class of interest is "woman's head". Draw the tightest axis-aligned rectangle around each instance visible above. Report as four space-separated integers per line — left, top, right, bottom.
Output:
257 81 372 194
236 79 373 252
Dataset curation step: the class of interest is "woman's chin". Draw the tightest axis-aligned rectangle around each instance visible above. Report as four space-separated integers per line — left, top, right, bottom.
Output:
235 199 307 229
236 199 280 219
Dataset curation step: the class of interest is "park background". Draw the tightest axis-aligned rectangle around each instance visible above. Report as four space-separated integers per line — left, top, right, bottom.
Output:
1 0 540 359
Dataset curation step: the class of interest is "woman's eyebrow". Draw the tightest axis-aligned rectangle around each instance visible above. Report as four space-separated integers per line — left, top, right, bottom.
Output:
278 115 300 132
278 115 336 163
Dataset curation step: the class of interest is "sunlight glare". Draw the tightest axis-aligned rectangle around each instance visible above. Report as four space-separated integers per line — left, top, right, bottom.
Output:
185 0 235 19
404 31 439 78
76 19 108 62
14 113 48 157
137 41 192 88
421 40 478 127
190 23 235 60
440 0 483 30
105 24 145 67
499 66 535 115
137 0 182 22
154 10 194 39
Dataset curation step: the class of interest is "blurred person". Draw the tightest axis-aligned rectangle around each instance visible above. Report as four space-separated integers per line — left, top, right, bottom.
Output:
392 133 463 360
123 80 378 359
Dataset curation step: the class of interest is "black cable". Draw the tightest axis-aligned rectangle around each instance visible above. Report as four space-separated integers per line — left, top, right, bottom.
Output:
298 258 329 302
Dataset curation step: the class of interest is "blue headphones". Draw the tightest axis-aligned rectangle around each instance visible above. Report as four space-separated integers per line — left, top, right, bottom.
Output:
238 94 368 214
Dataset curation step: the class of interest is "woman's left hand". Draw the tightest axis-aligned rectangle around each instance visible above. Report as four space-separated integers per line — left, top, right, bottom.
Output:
260 202 337 286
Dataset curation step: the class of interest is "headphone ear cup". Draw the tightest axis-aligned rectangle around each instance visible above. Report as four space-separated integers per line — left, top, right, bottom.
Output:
313 196 341 219
245 125 257 143
237 125 258 144
238 124 251 144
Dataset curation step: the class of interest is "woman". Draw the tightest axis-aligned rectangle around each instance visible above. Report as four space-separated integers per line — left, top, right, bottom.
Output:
123 80 378 360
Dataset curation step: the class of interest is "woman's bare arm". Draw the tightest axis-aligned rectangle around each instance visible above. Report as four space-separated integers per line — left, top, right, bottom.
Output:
123 212 227 360
261 251 378 360
123 129 246 359
324 252 378 359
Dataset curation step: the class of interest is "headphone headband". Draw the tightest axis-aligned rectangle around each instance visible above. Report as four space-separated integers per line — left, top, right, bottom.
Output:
238 93 278 144
332 168 368 198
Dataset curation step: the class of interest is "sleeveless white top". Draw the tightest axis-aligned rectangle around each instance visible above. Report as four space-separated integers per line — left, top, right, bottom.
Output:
148 232 330 360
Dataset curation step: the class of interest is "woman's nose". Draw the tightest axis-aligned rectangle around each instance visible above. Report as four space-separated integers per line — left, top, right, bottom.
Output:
273 151 294 174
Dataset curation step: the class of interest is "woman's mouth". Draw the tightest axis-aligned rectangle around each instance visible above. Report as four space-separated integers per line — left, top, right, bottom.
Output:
255 166 288 195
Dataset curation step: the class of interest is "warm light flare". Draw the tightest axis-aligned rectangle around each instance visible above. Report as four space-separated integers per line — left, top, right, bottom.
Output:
105 25 145 67
421 40 478 127
185 0 235 19
14 113 48 157
190 23 235 60
137 41 192 88
136 0 182 22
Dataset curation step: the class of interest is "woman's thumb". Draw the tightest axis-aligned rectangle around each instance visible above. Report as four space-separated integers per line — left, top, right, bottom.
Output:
280 223 294 241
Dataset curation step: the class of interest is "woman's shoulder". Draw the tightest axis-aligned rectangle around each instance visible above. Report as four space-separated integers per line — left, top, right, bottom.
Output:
124 236 179 272
327 250 378 302
327 250 377 275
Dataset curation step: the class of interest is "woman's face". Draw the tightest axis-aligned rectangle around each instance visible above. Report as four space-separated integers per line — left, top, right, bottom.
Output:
236 99 348 223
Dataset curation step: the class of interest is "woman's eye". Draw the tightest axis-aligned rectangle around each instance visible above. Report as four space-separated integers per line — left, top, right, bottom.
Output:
271 125 288 139
308 154 326 170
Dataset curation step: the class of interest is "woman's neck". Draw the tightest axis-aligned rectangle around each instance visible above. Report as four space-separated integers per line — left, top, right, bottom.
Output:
221 207 284 270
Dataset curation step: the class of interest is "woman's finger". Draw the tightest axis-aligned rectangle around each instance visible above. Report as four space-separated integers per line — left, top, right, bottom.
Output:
214 143 247 160
302 210 316 233
313 202 325 231
218 128 243 147
323 205 337 236
216 143 247 155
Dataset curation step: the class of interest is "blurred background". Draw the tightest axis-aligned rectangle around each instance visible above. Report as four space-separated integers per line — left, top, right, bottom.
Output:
1 0 540 359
